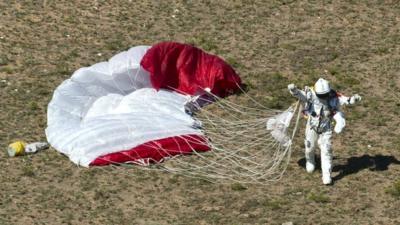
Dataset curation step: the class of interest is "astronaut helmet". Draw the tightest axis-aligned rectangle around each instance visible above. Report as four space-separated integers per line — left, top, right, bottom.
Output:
314 78 331 99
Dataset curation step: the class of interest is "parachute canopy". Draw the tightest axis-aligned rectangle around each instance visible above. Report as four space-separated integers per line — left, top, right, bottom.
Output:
46 42 241 167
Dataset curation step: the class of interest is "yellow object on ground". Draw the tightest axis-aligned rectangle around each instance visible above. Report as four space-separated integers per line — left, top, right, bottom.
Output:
7 141 26 157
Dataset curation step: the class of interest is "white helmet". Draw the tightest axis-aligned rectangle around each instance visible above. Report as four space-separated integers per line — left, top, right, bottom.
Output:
314 78 331 98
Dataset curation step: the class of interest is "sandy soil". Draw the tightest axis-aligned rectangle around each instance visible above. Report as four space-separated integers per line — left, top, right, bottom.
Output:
0 1 399 224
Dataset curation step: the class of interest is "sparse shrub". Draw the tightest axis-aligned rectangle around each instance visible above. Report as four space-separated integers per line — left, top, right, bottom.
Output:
36 85 51 96
263 199 287 210
187 36 219 52
55 64 71 76
168 175 179 184
106 40 125 51
0 55 9 66
225 57 242 69
94 189 110 200
29 101 39 111
328 66 340 76
336 75 360 89
241 199 260 210
231 183 247 191
370 117 388 127
385 180 400 198
22 165 35 177
375 46 389 55
0 66 14 74
281 43 296 51
262 73 291 109
307 192 330 203
295 70 320 88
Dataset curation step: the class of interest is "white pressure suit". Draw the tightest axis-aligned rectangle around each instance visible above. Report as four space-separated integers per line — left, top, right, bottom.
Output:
288 78 361 185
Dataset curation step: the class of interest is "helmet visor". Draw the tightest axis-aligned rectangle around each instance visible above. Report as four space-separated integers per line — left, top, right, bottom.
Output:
316 92 330 99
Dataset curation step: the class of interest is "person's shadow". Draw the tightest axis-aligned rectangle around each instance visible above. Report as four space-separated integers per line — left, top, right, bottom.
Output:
297 154 400 182
333 154 400 181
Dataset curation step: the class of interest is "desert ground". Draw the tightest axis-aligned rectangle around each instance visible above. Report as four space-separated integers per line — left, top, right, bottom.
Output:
0 1 399 224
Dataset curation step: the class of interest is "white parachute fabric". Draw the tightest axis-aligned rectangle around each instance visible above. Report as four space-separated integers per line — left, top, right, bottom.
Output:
46 46 204 166
266 107 295 147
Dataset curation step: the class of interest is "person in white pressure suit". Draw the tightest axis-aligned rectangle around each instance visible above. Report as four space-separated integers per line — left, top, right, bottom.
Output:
288 78 361 185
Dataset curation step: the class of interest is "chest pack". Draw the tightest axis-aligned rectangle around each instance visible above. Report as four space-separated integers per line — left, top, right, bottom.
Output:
302 88 339 133
303 88 338 117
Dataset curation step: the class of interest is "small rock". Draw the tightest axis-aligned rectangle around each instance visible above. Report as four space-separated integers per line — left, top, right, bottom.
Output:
201 206 213 212
249 209 262 217
97 53 102 56
282 222 293 225
240 213 249 218
367 145 372 148
201 206 220 212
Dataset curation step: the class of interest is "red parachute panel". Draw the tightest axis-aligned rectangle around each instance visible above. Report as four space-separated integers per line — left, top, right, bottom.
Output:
90 135 210 166
140 41 241 97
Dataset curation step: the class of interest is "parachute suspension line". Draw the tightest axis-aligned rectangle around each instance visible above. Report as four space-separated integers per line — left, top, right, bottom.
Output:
101 83 302 184
126 61 141 91
266 100 301 182
291 101 302 142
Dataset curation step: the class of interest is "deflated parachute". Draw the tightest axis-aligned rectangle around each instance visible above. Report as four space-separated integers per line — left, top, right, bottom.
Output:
46 42 241 167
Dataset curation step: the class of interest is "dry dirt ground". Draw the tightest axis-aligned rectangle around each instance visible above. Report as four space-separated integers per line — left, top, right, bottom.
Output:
1 1 400 225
